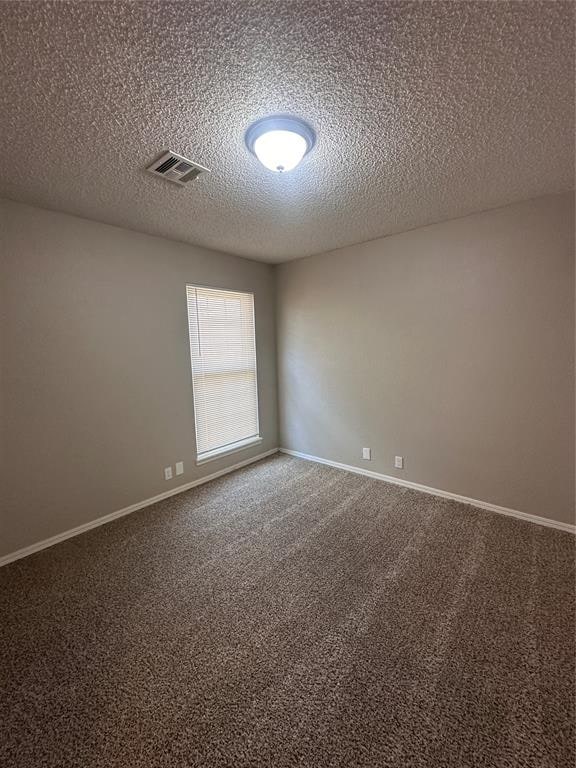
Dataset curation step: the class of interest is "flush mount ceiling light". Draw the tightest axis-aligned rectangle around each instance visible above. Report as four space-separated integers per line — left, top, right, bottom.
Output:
245 115 316 173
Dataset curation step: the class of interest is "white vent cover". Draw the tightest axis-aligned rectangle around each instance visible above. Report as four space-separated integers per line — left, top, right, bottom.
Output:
147 150 209 185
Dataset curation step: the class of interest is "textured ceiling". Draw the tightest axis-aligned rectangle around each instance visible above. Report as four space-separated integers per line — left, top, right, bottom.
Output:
0 1 573 263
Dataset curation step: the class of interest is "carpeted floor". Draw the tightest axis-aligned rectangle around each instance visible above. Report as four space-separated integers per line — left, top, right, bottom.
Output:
0 454 574 768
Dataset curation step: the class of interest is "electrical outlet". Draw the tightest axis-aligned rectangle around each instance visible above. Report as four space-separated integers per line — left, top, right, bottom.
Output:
362 447 371 460
394 456 404 469
164 466 173 480
175 461 184 476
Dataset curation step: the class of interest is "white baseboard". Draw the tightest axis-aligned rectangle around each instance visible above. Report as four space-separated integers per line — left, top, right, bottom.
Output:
279 448 575 534
0 448 279 568
3 444 572 568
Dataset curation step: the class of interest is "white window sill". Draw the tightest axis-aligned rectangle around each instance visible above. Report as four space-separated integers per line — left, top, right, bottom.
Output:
196 436 263 465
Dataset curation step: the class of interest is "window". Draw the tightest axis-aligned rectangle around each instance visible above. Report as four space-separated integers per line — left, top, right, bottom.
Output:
186 285 260 463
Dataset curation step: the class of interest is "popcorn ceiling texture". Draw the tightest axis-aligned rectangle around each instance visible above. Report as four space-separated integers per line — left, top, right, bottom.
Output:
0 0 573 262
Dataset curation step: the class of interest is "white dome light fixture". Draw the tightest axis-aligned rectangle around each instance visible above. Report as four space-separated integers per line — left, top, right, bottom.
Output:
245 115 316 173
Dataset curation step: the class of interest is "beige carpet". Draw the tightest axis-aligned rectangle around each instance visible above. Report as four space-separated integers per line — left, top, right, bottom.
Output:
0 454 574 767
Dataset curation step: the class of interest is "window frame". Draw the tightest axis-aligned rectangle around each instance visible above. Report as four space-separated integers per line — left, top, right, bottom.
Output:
185 283 261 465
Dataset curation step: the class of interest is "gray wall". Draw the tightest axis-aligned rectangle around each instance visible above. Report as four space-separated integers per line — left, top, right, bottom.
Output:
1 192 574 559
277 194 575 525
0 199 278 557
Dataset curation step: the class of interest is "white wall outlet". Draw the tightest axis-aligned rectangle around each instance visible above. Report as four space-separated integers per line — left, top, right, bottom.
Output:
175 461 184 476
394 456 404 469
362 447 371 460
164 466 173 480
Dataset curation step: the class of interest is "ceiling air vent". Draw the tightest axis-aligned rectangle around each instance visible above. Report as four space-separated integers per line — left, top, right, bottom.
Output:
146 151 209 186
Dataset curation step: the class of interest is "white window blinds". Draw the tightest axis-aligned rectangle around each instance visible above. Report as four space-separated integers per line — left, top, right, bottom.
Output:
186 285 260 462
